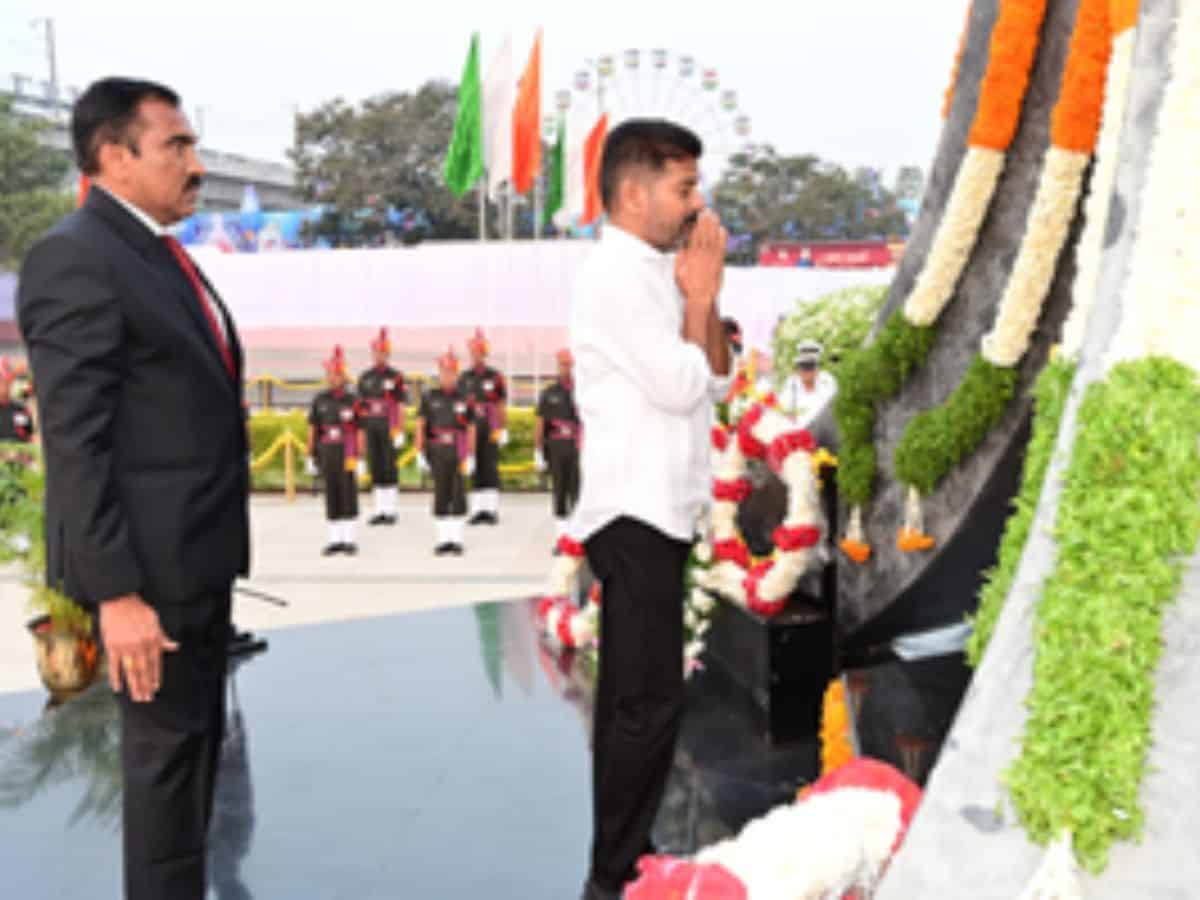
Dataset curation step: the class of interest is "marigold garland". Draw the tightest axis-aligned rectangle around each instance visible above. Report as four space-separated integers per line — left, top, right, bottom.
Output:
896 0 1118 540
818 678 855 776
968 0 1050 150
839 0 1049 562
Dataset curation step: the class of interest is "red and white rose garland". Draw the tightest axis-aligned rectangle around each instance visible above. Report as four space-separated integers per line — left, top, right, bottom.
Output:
698 404 825 617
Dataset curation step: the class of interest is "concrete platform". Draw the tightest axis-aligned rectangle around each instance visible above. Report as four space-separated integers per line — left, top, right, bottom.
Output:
1 493 559 696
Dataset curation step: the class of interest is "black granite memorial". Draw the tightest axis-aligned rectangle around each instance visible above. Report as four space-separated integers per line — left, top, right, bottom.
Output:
704 459 838 745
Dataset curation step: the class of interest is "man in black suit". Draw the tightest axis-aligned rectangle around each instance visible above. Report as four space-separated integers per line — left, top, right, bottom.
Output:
17 77 250 900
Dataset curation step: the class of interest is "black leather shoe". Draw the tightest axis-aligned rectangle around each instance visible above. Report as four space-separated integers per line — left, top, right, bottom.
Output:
229 632 269 657
367 514 388 526
449 543 464 556
342 543 358 556
321 543 341 557
484 512 500 525
467 512 488 526
434 543 451 556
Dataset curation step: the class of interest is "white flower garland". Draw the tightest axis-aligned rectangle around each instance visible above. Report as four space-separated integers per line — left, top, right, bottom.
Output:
1106 0 1200 374
535 536 718 676
981 147 1092 366
696 787 903 899
903 147 1008 327
696 405 824 616
1060 25 1138 359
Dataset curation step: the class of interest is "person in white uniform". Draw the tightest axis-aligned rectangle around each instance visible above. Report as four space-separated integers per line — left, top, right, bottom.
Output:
780 339 837 426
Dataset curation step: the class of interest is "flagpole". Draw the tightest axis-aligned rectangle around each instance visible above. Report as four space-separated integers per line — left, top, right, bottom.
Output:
479 170 487 241
534 174 542 242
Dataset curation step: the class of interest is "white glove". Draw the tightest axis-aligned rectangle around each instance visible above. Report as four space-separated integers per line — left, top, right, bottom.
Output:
498 428 509 447
534 449 547 472
417 454 430 474
305 458 318 477
464 457 476 477
357 458 367 478
393 432 407 450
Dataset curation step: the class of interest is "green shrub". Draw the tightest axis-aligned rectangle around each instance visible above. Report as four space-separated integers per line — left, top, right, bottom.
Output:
771 284 889 380
833 312 936 506
1005 357 1200 871
893 355 1020 496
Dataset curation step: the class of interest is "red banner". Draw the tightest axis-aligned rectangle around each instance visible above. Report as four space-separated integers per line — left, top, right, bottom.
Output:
759 240 898 269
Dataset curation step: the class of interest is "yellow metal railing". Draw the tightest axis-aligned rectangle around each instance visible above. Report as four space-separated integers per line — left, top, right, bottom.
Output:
249 429 537 500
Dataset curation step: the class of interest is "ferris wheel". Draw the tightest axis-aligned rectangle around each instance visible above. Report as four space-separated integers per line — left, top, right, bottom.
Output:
548 48 753 194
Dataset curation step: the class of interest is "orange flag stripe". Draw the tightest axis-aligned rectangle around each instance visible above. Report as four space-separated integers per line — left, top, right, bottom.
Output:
968 0 1049 151
1051 0 1113 152
511 31 543 196
581 114 608 226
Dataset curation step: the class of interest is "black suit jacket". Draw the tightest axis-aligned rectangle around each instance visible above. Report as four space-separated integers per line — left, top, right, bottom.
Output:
17 187 250 611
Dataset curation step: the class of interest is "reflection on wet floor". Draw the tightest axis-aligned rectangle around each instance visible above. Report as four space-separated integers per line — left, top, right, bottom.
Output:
0 598 819 900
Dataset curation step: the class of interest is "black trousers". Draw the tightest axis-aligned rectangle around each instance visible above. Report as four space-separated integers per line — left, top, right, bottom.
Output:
120 593 231 900
317 443 358 521
428 445 466 517
584 517 691 891
471 421 500 490
364 420 398 487
547 440 580 518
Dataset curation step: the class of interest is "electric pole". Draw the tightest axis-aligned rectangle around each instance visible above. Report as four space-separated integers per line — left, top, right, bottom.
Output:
31 17 60 120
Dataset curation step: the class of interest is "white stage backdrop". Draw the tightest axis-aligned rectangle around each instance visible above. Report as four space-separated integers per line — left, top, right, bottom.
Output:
187 242 892 362
2 248 892 376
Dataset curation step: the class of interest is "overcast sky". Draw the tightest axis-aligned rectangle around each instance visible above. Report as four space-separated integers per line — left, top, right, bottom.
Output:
3 0 966 184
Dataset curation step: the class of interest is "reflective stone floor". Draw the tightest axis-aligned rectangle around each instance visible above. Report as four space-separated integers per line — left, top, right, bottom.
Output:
0 599 816 899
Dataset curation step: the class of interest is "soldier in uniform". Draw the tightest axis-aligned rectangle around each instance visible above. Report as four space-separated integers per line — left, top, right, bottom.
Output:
356 327 408 526
306 346 366 556
415 348 476 555
458 328 508 525
534 348 581 546
0 360 36 444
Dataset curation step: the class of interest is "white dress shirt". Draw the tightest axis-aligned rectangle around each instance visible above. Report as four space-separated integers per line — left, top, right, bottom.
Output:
569 224 732 544
97 186 228 342
780 370 838 427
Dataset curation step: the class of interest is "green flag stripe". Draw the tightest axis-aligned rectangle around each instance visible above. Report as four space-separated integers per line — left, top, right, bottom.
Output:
544 122 565 222
443 33 484 197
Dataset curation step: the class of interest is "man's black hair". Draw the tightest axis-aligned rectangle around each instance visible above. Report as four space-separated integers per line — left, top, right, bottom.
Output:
599 119 702 212
72 77 181 175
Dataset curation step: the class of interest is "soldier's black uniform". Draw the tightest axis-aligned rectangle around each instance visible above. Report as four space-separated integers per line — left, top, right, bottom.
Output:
0 401 35 443
536 379 581 519
308 389 361 523
356 364 407 487
458 364 506 522
419 386 471 519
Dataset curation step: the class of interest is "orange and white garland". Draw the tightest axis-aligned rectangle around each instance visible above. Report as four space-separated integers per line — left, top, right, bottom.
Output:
842 0 1049 559
981 0 1114 367
697 404 824 617
1060 0 1141 359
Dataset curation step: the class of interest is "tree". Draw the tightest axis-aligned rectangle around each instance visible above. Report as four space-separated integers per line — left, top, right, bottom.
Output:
0 100 73 269
289 81 482 244
712 145 911 260
892 165 925 203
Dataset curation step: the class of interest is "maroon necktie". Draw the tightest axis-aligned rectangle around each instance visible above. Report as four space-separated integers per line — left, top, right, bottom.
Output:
161 235 236 379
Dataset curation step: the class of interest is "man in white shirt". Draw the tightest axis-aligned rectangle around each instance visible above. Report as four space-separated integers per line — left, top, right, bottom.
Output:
780 339 838 427
569 119 731 900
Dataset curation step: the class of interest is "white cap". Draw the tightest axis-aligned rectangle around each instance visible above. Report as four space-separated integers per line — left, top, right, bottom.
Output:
795 340 823 366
